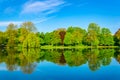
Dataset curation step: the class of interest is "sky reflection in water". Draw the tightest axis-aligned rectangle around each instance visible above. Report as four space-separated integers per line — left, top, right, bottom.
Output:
0 48 120 80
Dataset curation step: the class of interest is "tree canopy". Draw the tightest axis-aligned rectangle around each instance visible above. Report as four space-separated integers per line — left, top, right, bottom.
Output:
0 22 119 48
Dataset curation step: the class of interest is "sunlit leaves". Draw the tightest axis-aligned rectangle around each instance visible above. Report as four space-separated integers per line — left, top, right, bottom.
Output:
23 33 40 48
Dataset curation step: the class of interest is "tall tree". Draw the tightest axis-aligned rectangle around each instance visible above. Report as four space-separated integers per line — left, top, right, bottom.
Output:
84 23 100 46
19 22 36 44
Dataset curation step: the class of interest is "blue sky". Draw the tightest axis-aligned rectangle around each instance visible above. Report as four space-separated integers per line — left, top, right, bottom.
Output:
0 0 120 33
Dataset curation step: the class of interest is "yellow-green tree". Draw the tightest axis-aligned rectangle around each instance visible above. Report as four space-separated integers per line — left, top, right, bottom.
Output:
23 33 40 48
84 23 100 46
19 22 36 44
6 23 18 47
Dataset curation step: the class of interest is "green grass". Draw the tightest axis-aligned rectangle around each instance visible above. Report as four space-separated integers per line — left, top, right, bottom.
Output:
40 45 119 49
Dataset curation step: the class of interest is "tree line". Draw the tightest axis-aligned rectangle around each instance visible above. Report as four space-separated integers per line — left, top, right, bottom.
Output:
0 21 120 48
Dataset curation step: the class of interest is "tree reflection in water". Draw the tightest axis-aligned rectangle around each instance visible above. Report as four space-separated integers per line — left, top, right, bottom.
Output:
0 48 119 74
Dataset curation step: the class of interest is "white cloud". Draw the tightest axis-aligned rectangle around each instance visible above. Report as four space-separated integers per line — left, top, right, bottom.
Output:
33 16 56 24
21 0 65 14
0 17 53 27
0 21 22 26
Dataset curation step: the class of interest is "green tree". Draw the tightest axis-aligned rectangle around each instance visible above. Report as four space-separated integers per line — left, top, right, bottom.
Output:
99 28 114 46
19 22 36 44
51 30 61 46
6 23 18 47
84 23 100 46
88 23 100 35
66 26 86 46
64 32 72 45
0 31 7 46
84 30 99 46
36 32 45 45
23 33 40 48
114 29 120 46
44 32 53 45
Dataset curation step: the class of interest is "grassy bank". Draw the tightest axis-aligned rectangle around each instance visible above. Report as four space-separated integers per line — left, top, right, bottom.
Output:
40 45 119 49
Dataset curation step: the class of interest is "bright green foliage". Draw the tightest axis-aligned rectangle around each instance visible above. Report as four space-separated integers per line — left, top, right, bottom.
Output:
88 23 100 35
0 22 119 47
84 30 99 46
99 28 114 46
66 26 86 45
84 23 100 46
51 31 61 45
44 32 53 45
114 29 120 46
36 32 45 45
0 31 7 45
64 32 72 45
23 33 40 48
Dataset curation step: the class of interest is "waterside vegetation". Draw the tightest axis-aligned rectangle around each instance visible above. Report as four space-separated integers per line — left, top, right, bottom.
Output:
0 21 120 48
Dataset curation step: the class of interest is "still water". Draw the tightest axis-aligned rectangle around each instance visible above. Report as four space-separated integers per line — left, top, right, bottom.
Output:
0 48 120 80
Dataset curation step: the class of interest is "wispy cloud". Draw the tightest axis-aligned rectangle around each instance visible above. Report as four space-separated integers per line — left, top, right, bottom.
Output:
0 0 68 27
33 16 56 24
21 0 65 15
0 17 53 27
0 21 22 26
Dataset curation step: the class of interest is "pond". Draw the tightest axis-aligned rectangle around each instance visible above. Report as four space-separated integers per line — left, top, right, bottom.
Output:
0 48 120 80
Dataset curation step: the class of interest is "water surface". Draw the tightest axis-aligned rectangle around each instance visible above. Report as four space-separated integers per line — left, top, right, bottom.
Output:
0 48 120 80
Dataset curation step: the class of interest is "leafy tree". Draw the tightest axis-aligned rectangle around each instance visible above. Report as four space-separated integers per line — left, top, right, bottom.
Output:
114 29 120 46
44 32 53 45
0 31 7 46
84 23 100 46
58 29 66 45
23 33 40 48
19 22 36 44
21 22 36 32
64 32 72 45
51 30 61 46
99 28 114 46
88 23 100 35
36 32 45 45
6 23 18 47
84 30 99 46
66 26 86 45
